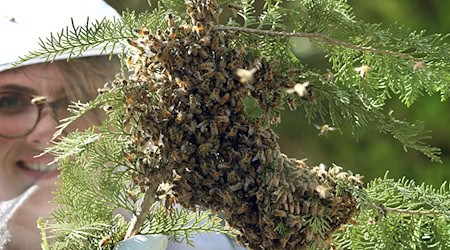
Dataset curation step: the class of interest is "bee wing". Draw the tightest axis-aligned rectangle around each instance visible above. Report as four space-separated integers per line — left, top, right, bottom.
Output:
328 126 338 131
313 124 321 129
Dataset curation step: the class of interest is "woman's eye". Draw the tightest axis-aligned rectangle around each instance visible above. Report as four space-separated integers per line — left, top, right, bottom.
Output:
0 93 32 115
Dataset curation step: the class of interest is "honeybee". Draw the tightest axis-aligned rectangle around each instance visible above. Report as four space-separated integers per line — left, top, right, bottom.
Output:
134 28 150 35
286 82 310 98
226 124 239 138
236 67 257 84
235 44 246 57
413 61 426 71
228 60 240 70
175 112 186 124
199 35 211 46
199 62 215 71
98 235 112 248
192 22 204 35
314 123 337 136
354 64 371 78
237 202 249 214
31 96 46 105
229 182 243 192
167 13 175 27
348 174 364 186
210 168 221 181
167 27 176 39
227 170 238 183
219 93 230 105
228 3 243 17
273 209 287 217
210 120 218 136
127 38 144 53
216 115 230 124
214 71 227 85
198 142 213 155
315 185 330 199
210 32 221 51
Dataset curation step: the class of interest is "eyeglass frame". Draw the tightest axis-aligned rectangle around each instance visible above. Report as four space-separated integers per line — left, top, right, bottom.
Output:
0 91 69 139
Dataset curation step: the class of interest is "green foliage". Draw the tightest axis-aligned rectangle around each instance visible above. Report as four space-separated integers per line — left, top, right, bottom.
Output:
333 173 450 249
18 0 450 248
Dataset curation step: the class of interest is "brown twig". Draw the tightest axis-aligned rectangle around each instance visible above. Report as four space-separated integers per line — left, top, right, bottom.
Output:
124 187 157 239
212 25 417 61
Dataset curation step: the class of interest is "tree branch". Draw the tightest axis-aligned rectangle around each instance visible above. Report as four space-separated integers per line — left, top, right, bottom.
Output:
212 25 417 61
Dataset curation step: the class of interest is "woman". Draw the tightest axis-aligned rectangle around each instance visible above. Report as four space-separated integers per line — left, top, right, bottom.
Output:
0 0 121 249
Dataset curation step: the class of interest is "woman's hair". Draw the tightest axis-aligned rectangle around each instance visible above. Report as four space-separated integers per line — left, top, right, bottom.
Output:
55 55 121 124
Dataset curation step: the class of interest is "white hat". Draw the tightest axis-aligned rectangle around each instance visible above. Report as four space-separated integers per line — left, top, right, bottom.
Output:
0 0 122 72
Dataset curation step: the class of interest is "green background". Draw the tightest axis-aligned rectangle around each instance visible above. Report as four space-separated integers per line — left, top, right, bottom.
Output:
105 0 450 187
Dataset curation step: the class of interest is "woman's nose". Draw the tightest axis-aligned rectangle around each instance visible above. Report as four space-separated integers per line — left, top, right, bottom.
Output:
25 107 58 148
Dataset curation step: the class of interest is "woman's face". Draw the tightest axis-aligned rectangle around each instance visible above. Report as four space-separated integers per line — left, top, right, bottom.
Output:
0 63 92 249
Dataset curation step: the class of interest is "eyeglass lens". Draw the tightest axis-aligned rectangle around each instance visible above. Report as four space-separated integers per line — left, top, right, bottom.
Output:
0 92 40 138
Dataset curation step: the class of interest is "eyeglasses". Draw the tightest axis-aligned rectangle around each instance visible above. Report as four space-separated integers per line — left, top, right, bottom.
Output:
0 91 70 138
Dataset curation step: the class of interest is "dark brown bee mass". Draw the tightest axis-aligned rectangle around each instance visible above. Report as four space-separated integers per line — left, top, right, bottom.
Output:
119 0 361 249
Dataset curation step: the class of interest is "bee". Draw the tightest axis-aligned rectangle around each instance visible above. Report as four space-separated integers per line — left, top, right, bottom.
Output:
315 185 330 199
211 32 222 50
192 22 204 35
216 115 230 125
188 94 198 112
236 67 257 84
286 96 297 111
210 168 221 181
167 13 175 27
97 87 110 94
326 69 335 82
314 123 337 136
413 61 426 71
31 96 46 105
214 71 227 85
310 201 319 215
198 142 213 156
134 28 150 35
175 112 186 124
198 35 211 46
210 87 220 102
199 62 215 71
227 123 239 138
167 27 176 39
210 120 218 136
301 200 310 214
102 105 113 112
178 24 191 32
228 60 240 70
273 209 287 218
235 44 246 57
354 64 371 78
237 202 249 214
348 174 364 186
286 82 310 98
127 38 144 53
229 182 243 192
219 93 230 105
158 108 172 120
98 235 112 248
305 230 314 242
228 3 243 17
220 190 234 204
126 190 138 203
227 170 238 183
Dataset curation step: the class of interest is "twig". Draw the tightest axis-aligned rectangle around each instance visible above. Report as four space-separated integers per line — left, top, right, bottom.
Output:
124 187 157 239
212 25 417 61
384 206 442 216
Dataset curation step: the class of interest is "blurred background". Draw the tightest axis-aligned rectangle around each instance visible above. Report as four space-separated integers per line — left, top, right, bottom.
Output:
105 0 450 187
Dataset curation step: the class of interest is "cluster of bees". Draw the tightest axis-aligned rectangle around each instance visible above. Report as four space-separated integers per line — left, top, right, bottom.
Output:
117 0 362 249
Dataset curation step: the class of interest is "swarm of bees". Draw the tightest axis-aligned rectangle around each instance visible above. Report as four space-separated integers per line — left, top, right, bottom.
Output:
115 0 362 249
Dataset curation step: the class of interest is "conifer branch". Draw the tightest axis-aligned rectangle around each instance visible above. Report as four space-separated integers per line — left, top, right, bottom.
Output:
212 25 417 61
